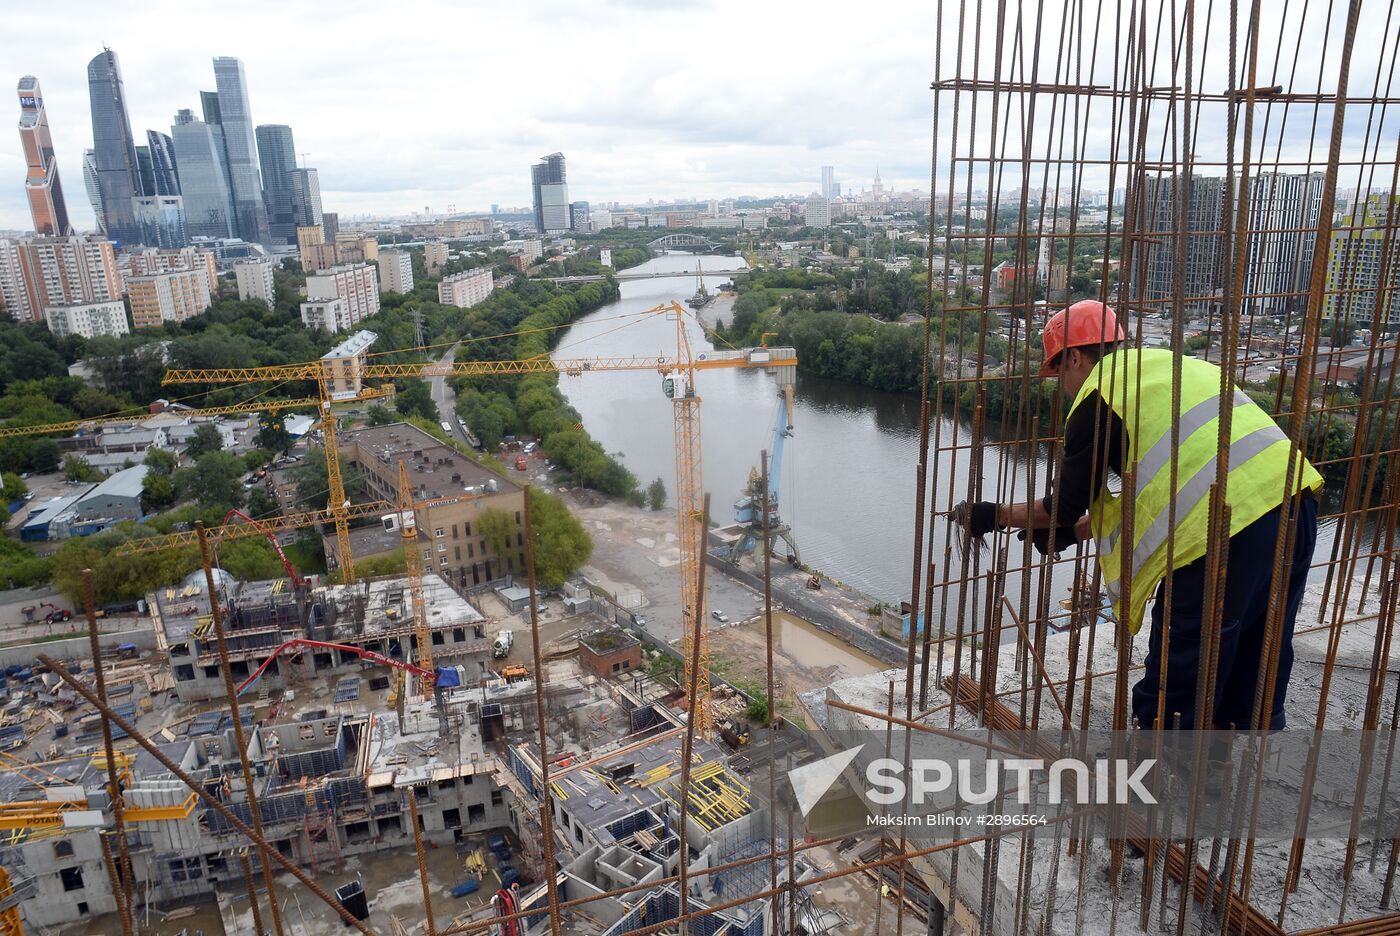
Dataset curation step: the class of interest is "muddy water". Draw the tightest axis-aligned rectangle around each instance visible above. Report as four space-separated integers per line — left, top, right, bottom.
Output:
752 610 883 680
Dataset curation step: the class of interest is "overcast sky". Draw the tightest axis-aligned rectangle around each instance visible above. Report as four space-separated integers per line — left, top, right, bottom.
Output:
0 0 939 231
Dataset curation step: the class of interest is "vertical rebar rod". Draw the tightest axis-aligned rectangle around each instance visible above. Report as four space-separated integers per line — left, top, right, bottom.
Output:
240 851 266 936
409 795 437 936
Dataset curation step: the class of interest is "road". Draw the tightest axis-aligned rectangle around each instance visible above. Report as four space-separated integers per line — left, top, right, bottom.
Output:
429 341 477 446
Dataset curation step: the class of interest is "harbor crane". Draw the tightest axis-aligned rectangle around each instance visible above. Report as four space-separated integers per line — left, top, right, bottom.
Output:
157 301 797 737
726 384 800 567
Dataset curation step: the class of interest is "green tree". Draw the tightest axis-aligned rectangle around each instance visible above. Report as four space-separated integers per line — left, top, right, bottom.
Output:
173 451 245 510
255 412 293 454
393 379 438 422
143 447 178 477
141 473 177 513
366 403 395 426
63 455 101 482
30 438 61 473
646 477 666 511
291 446 363 511
246 487 279 519
482 489 593 588
184 424 225 459
0 472 26 504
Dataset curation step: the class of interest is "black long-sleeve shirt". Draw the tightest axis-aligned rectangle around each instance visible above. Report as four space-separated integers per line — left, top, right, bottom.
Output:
1042 390 1126 526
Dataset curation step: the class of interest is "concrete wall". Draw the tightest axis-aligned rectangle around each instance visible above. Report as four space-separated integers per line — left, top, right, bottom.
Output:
0 626 156 670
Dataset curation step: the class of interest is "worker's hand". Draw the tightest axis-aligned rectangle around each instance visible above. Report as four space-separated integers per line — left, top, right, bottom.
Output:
1018 525 1080 556
949 500 1001 537
1074 514 1093 543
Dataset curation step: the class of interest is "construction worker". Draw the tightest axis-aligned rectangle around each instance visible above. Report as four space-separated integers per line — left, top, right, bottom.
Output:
953 300 1322 732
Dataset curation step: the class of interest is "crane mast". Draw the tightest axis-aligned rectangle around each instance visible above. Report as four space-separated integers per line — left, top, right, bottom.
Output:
397 461 434 694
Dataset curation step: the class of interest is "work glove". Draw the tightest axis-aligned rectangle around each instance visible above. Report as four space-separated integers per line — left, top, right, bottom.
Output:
948 500 1001 537
1018 525 1080 556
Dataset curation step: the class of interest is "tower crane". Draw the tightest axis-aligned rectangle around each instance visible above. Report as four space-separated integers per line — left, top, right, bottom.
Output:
157 301 797 738
726 386 800 567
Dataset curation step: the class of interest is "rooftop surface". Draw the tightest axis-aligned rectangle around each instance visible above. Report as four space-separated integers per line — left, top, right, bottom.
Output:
342 423 518 499
322 329 378 360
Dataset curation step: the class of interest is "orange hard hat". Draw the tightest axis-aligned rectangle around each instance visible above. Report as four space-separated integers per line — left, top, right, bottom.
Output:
1038 300 1125 376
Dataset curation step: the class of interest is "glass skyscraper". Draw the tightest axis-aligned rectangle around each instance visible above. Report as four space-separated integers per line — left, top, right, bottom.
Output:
17 76 72 236
146 131 180 196
289 167 323 228
255 124 297 244
212 57 269 244
81 149 103 234
86 49 143 245
531 152 570 233
171 109 236 239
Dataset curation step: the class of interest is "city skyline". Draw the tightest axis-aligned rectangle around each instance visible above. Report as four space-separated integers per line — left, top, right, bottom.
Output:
0 1 940 231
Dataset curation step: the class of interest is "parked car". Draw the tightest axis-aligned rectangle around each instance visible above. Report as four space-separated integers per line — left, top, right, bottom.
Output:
711 610 729 623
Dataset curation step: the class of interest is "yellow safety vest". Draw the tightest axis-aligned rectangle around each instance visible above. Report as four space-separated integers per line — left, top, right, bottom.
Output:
1068 348 1323 634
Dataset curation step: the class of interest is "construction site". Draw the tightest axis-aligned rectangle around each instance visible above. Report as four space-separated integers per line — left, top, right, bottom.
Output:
1 1 1400 935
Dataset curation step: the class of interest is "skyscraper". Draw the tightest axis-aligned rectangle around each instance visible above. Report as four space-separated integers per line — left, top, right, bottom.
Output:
1242 172 1324 316
170 109 236 240
255 124 298 244
531 153 570 233
212 57 269 244
289 167 322 228
145 130 180 196
17 77 71 236
821 165 835 200
1133 172 1226 316
86 49 144 245
81 149 102 233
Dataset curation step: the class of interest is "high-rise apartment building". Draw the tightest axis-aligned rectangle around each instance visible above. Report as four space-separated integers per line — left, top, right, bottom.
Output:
299 297 350 332
438 268 493 309
234 257 276 308
17 77 72 236
531 153 570 233
1241 172 1325 316
804 196 831 228
171 109 236 239
1133 172 1226 315
0 235 121 322
145 131 180 196
424 241 448 275
86 49 144 245
256 124 298 244
378 249 413 295
1324 194 1400 327
289 167 322 228
124 246 218 292
305 264 379 330
212 57 269 244
821 165 836 200
44 299 129 339
127 268 212 328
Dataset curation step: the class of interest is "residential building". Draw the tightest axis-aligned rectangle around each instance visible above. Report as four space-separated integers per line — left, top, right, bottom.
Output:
1133 172 1226 315
44 299 130 339
0 235 121 323
17 76 72 236
234 256 275 307
304 263 379 330
322 329 377 396
1324 194 1400 326
378 249 413 294
170 109 236 240
1242 172 1325 316
335 232 379 264
128 268 212 328
131 195 187 249
124 245 218 291
821 165 836 200
592 208 613 230
299 296 350 331
424 241 448 275
339 423 525 588
86 49 143 245
503 239 542 263
297 224 380 272
531 152 570 233
570 200 590 232
438 268 493 309
144 130 180 196
211 57 270 244
804 196 831 228
255 124 298 244
289 167 322 227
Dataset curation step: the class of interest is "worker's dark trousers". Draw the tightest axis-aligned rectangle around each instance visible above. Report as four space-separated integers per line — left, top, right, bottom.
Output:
1131 494 1317 732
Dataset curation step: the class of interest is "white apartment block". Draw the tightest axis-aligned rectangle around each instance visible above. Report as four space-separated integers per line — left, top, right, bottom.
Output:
234 257 276 308
300 297 351 332
44 300 131 339
804 196 831 228
437 267 493 309
378 249 414 295
305 263 379 331
0 235 121 322
127 268 212 329
124 245 219 292
502 239 543 262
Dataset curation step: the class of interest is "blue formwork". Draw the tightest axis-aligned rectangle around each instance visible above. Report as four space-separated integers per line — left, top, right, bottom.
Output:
451 880 480 898
488 833 508 851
